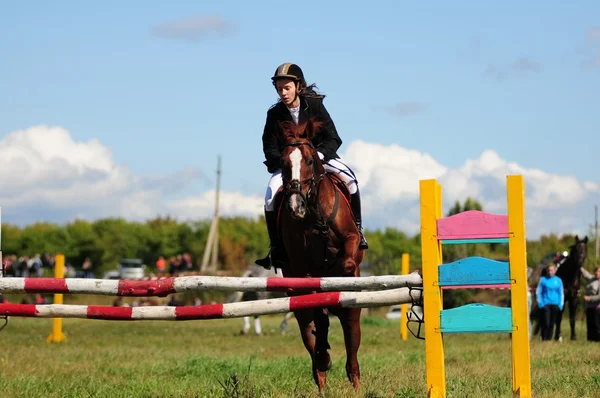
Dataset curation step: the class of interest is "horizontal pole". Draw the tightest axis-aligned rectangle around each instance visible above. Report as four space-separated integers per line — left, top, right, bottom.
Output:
0 287 422 321
0 273 423 297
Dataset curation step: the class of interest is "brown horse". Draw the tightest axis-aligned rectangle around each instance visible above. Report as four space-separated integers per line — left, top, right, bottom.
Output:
275 118 365 392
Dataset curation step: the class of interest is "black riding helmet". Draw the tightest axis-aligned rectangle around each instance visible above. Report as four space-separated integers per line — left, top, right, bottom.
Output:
271 63 306 86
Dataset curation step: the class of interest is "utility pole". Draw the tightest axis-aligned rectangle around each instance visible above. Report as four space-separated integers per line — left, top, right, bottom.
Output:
594 205 600 261
200 156 222 273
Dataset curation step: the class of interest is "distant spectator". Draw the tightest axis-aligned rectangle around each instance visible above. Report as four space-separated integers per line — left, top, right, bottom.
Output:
168 256 178 274
167 295 184 307
184 253 193 271
82 257 94 278
156 256 166 274
581 266 600 342
17 256 29 277
536 264 564 341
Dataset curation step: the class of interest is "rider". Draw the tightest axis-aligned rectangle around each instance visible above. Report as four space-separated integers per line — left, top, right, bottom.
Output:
255 62 368 270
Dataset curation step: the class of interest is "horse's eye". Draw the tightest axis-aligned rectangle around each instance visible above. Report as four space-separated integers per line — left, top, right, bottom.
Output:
307 159 313 167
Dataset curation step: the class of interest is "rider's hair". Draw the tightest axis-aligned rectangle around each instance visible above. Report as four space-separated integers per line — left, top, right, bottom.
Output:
298 81 325 99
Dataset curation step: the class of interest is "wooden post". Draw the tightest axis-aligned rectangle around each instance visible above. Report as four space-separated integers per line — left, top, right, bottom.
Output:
420 179 445 398
400 253 409 341
0 207 3 279
507 175 531 397
201 155 221 273
46 254 66 343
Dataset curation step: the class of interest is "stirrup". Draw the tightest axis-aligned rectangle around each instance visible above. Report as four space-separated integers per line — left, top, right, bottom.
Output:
357 229 369 250
255 251 273 270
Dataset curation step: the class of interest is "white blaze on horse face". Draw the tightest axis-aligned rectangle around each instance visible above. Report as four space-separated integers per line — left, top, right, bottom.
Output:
290 148 302 181
289 148 305 217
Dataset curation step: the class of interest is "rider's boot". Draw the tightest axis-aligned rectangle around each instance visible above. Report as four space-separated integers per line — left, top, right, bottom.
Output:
255 210 286 269
350 188 369 250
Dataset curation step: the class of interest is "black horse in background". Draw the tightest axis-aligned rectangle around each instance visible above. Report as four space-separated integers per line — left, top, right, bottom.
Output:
554 235 588 341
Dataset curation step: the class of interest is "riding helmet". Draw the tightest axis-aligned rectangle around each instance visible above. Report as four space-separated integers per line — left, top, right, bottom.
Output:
271 63 305 84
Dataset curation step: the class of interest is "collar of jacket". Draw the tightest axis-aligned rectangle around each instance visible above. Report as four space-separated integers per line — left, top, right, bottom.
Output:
276 96 310 115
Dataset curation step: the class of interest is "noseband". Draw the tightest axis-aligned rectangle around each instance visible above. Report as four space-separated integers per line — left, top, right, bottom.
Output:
281 141 323 202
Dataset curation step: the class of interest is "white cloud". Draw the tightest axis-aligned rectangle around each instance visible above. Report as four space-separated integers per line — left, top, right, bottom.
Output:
341 141 598 238
583 27 600 68
151 14 236 42
0 125 597 239
484 57 543 80
0 125 261 225
167 190 263 220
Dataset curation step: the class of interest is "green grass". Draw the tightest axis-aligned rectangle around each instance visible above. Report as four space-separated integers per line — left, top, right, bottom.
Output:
0 315 599 397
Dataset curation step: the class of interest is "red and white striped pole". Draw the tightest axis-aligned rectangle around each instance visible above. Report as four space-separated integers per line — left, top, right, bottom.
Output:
0 287 421 321
0 273 423 297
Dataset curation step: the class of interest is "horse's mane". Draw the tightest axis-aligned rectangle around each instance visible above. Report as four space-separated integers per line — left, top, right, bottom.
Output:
279 118 323 142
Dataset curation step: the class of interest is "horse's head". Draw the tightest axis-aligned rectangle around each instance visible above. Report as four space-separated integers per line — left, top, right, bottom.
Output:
571 235 588 267
277 119 324 220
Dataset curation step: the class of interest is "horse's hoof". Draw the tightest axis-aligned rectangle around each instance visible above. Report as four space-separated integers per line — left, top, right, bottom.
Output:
315 360 332 372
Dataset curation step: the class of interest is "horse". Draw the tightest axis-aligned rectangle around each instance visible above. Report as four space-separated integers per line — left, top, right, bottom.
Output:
275 118 365 393
228 265 284 336
554 235 588 341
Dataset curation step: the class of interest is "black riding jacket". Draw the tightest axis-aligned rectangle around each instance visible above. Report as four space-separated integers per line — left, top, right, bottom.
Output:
261 96 343 173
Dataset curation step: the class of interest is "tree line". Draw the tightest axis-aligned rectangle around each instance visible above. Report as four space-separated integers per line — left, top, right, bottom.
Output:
2 198 594 278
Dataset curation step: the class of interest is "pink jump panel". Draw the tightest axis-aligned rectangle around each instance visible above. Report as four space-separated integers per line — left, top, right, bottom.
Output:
175 304 224 320
289 292 341 311
437 210 509 240
266 277 322 292
117 279 176 297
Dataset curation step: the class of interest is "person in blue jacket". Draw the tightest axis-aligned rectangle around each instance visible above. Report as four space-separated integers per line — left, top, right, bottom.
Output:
536 263 564 341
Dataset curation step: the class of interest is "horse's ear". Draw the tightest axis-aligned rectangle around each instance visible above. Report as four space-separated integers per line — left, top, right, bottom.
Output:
575 235 579 242
305 119 322 140
584 236 589 243
278 120 296 141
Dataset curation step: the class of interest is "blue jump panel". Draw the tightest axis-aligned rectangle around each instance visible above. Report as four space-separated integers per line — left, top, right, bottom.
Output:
440 304 513 333
441 238 509 245
438 257 510 287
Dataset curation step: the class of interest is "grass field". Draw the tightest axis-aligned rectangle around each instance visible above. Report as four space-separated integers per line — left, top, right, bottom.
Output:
1 313 599 398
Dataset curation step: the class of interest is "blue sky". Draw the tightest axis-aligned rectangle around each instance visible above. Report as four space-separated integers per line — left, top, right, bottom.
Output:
1 1 599 236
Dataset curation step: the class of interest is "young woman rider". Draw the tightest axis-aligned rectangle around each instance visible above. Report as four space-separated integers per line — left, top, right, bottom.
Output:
255 63 368 270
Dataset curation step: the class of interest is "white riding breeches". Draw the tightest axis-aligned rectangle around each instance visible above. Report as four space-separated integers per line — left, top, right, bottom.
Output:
264 158 358 211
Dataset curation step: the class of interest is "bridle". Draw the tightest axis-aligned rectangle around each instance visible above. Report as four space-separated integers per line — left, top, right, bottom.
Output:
280 140 342 264
281 141 324 203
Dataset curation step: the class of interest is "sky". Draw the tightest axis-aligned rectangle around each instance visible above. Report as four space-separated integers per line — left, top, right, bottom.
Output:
1 1 599 239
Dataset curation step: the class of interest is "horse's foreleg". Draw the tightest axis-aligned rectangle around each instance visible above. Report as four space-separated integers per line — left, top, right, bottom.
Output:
341 234 360 276
569 296 578 340
312 309 331 392
293 308 316 353
313 309 332 371
337 307 362 391
293 309 327 392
